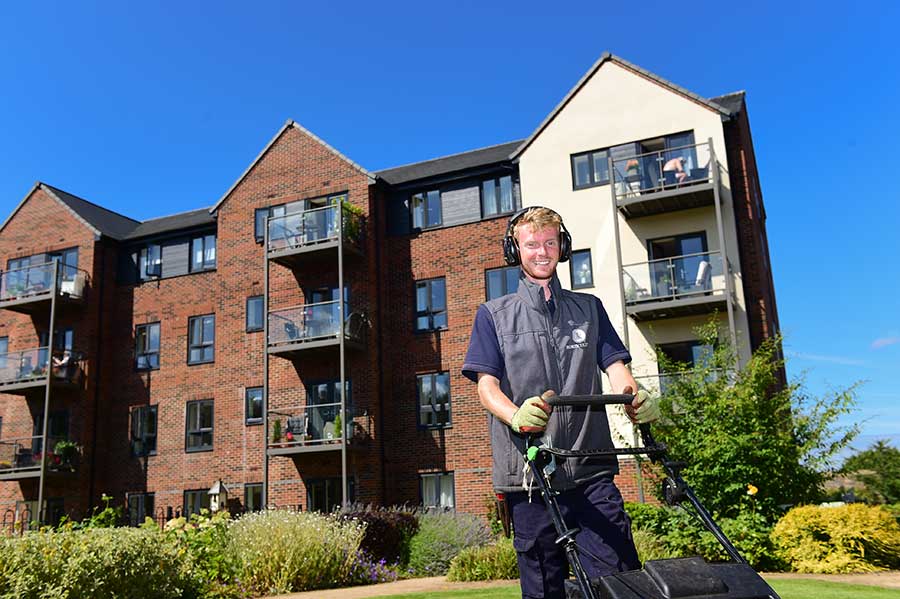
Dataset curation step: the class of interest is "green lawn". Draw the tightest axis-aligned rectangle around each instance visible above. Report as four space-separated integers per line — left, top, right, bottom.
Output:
375 579 899 599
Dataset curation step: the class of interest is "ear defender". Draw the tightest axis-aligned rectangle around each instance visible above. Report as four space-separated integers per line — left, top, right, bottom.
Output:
502 207 572 266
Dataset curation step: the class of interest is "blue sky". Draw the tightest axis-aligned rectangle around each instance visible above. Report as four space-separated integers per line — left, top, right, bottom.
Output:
1 1 897 457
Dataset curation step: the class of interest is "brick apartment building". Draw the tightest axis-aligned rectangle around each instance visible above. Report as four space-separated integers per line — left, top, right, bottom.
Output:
0 54 778 525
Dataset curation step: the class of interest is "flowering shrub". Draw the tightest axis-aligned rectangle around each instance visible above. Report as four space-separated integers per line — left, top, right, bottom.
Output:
338 504 419 565
226 509 367 594
772 503 900 573
407 509 492 576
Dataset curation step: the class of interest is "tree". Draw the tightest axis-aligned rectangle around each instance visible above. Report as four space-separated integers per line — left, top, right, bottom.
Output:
647 320 858 521
841 440 900 504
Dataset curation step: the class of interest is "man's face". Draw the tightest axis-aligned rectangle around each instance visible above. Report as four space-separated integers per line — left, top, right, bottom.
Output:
517 224 560 282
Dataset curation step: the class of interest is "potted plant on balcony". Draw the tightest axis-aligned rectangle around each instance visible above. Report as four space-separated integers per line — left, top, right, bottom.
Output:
272 419 283 447
52 440 79 471
341 203 365 244
332 412 342 443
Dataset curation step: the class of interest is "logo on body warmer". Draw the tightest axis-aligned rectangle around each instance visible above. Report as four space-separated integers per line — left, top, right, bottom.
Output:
566 327 589 350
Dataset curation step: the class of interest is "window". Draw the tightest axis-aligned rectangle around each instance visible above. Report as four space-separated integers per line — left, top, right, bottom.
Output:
47 248 79 281
246 296 264 332
481 175 515 217
411 190 441 229
571 149 611 189
33 411 68 455
417 372 451 428
183 489 210 516
255 204 286 243
570 250 594 289
485 266 520 301
415 278 447 332
244 483 263 512
0 337 7 370
245 387 263 425
138 244 162 279
131 405 158 456
135 323 160 370
190 234 216 271
307 477 355 513
127 493 154 526
187 314 215 364
185 399 214 452
421 472 455 508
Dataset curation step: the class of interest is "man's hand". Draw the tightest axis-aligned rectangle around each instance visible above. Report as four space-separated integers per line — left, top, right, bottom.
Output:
622 386 660 424
510 391 554 433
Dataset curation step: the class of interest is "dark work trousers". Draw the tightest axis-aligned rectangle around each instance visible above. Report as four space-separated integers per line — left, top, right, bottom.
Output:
507 475 640 599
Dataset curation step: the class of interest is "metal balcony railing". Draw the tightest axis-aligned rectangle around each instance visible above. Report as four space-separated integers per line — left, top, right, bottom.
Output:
0 262 88 302
611 141 713 200
267 301 366 346
0 348 84 387
267 204 365 253
268 403 364 449
0 435 74 474
623 251 724 304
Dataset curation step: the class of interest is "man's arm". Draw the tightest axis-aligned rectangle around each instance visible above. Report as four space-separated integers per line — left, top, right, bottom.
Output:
476 373 519 426
606 360 640 421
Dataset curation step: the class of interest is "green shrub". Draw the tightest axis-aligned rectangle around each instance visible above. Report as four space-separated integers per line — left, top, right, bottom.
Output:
338 505 419 565
227 509 365 594
625 502 673 536
162 510 244 597
772 503 900 573
447 536 518 581
631 529 674 563
0 526 202 599
407 510 492 576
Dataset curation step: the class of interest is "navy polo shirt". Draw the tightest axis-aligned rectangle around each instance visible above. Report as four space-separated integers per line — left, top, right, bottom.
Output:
462 297 631 383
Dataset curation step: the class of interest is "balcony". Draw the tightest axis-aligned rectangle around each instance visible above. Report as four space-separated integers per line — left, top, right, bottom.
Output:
635 369 733 395
623 251 727 321
266 205 365 268
0 263 88 314
612 142 716 219
0 348 84 395
0 435 79 481
266 403 367 457
267 301 367 359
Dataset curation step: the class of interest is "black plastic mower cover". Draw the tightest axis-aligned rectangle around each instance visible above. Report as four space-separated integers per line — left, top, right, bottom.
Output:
563 557 778 599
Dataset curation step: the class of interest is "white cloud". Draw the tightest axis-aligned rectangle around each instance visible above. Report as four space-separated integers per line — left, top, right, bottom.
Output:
787 351 865 366
871 336 900 349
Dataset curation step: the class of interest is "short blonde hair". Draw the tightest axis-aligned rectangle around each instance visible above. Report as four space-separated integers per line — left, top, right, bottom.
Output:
514 207 562 240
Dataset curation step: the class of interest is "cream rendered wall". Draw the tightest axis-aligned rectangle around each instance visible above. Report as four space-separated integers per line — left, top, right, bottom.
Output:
517 62 752 440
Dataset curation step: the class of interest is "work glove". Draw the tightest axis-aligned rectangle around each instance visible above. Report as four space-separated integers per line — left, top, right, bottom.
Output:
633 389 661 424
510 391 554 433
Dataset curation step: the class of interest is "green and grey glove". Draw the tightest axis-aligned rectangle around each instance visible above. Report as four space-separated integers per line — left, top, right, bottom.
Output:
633 389 661 424
510 392 554 433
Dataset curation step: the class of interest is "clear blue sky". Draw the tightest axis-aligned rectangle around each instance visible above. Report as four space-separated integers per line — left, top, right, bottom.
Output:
1 1 897 457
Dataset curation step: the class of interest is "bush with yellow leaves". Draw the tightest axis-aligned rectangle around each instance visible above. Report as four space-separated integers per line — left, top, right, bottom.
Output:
772 503 900 573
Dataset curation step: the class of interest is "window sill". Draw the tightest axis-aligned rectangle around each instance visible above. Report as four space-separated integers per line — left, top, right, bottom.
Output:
185 447 214 454
245 420 263 426
187 360 215 367
414 327 449 335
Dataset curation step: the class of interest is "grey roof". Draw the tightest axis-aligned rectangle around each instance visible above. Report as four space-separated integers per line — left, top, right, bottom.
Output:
709 91 745 116
511 53 732 160
42 184 140 240
123 207 215 240
376 140 523 186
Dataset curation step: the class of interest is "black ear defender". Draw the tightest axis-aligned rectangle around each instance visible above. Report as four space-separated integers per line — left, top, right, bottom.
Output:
502 206 572 266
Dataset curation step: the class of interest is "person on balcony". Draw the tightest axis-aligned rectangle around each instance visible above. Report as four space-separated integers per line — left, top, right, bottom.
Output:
663 155 689 184
462 207 660 599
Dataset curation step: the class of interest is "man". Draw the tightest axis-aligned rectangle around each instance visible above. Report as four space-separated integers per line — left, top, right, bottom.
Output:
462 206 659 599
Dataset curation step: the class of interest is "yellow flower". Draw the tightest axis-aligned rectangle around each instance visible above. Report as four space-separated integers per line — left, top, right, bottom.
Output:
747 484 758 496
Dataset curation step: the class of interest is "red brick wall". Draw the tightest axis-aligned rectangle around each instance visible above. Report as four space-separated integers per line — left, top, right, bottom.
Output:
0 185 103 520
722 102 782 353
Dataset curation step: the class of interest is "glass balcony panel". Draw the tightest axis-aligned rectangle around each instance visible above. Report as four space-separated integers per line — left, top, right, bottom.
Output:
612 141 713 199
623 252 724 304
269 402 357 447
0 262 87 300
0 347 50 385
268 300 360 345
267 204 365 252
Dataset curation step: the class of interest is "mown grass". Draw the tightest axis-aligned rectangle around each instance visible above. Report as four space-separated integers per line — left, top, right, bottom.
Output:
373 578 899 599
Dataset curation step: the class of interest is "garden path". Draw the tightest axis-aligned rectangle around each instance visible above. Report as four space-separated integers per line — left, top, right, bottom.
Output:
272 571 900 598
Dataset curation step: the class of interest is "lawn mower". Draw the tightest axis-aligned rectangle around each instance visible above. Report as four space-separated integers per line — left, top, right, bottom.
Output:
523 394 780 599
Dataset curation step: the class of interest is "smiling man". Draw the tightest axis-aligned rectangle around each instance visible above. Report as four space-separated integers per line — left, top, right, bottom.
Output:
462 206 658 599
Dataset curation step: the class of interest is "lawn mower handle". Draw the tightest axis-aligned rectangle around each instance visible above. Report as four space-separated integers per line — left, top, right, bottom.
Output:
544 393 635 407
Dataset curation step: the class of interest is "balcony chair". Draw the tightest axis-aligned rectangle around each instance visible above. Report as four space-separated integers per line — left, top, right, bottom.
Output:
284 321 301 342
286 415 308 443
